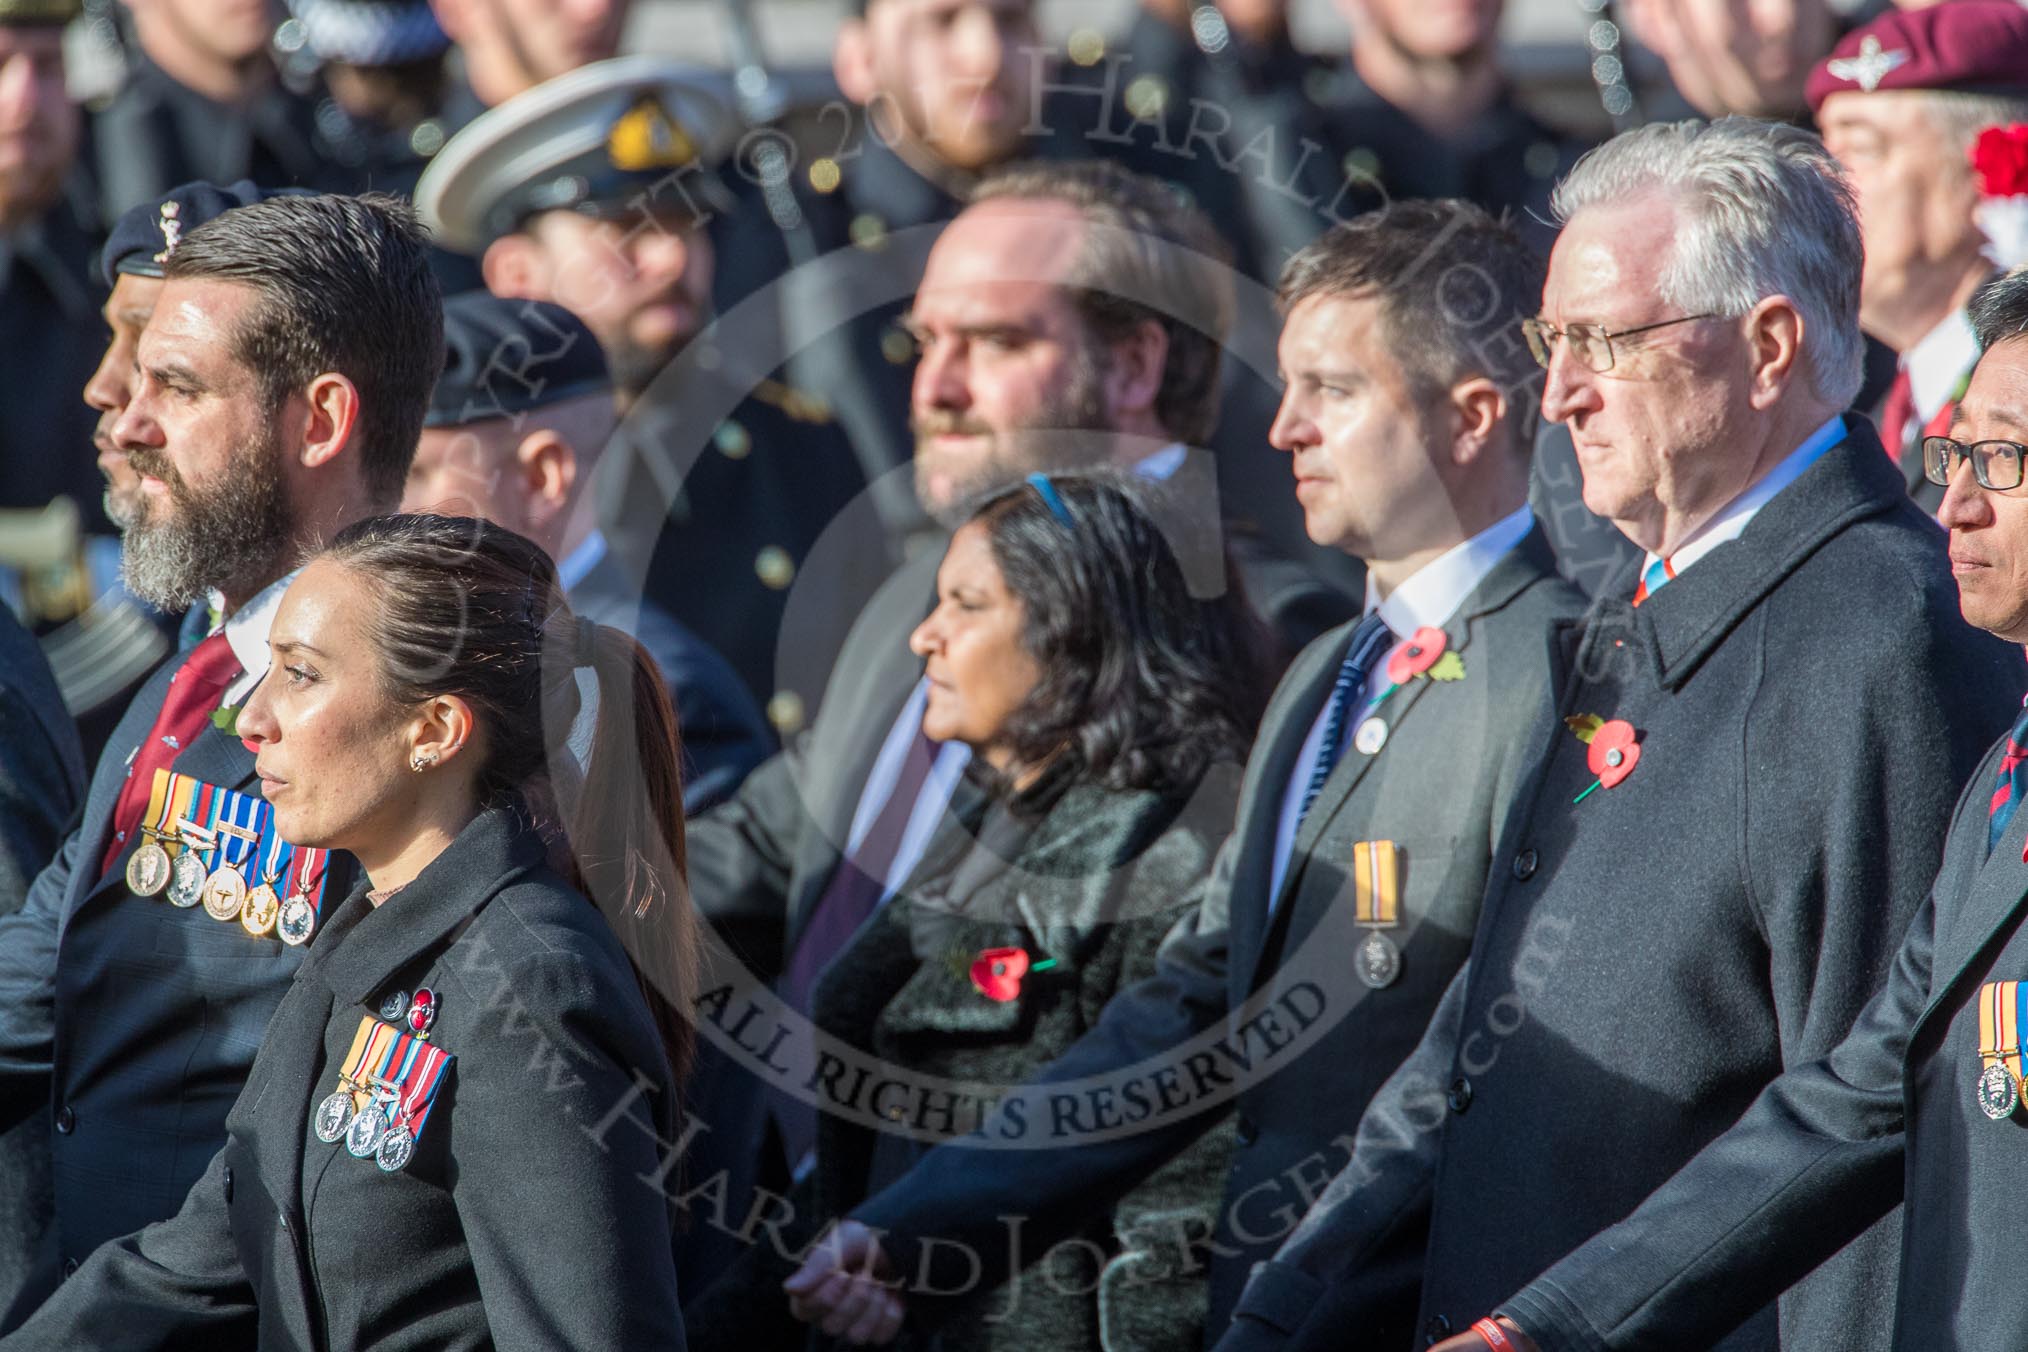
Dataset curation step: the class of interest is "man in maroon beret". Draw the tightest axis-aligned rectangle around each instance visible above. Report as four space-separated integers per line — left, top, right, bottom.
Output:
1806 0 2028 510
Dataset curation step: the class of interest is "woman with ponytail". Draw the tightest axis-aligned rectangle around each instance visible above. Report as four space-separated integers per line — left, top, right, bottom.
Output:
3 515 694 1351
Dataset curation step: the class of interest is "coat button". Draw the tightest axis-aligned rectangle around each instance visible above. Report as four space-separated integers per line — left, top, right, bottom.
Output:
54 1105 74 1134
1235 1115 1258 1146
222 1166 233 1203
1512 848 1539 881
1447 1076 1473 1114
1422 1314 1452 1345
61 1258 78 1279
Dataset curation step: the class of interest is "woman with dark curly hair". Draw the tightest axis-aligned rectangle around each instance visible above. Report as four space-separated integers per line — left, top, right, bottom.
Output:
687 471 1268 1352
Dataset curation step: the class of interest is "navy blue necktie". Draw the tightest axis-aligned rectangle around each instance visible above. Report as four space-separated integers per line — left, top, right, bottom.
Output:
1297 613 1394 826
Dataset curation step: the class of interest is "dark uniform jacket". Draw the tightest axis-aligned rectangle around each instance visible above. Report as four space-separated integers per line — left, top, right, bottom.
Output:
0 647 356 1330
0 806 688 1351
848 527 1585 1342
1216 425 2023 1352
1495 728 2028 1351
689 761 1243 1352
613 325 889 730
0 606 86 1318
568 547 772 814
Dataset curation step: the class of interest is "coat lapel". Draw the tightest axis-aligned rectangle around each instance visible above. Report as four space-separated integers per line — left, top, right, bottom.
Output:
1922 798 2028 1020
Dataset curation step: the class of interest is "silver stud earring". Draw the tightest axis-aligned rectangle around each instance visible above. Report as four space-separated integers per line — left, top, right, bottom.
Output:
409 749 438 773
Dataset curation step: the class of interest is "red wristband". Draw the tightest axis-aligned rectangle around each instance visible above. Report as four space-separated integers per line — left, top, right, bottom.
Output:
1472 1317 1518 1352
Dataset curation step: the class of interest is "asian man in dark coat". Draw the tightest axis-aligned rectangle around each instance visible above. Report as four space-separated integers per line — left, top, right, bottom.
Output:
1216 118 2023 1352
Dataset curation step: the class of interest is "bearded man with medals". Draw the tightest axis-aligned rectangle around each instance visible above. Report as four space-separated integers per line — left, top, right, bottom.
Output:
0 191 434 1331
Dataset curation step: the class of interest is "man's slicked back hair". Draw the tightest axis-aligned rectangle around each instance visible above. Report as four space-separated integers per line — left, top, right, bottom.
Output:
164 193 444 507
1277 199 1546 444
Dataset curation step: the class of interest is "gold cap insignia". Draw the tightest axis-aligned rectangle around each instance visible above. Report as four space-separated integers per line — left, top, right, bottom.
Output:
607 96 696 172
151 200 183 265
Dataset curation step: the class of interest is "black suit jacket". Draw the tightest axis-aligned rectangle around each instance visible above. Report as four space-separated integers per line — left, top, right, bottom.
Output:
0 807 687 1351
850 527 1583 1342
1219 425 2023 1352
0 647 356 1329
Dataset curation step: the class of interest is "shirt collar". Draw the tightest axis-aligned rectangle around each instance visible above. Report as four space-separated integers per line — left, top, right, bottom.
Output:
555 530 608 592
1365 505 1534 637
212 570 298 683
1904 308 1981 423
1643 414 1845 580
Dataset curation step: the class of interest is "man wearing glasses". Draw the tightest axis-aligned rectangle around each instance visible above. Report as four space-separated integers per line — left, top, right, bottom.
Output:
1213 118 2023 1352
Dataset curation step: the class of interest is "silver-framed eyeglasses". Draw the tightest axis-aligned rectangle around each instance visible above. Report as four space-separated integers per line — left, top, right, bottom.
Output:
1923 436 2027 491
1520 314 1718 373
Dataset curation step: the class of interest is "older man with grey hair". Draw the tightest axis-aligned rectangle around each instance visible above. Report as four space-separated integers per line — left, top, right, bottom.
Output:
1211 116 2023 1352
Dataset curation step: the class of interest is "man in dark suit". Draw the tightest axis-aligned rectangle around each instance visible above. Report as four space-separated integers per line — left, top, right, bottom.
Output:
678 158 1350 1301
777 197 1589 1347
402 290 772 813
0 193 441 1330
1420 270 2028 1352
1213 117 2023 1352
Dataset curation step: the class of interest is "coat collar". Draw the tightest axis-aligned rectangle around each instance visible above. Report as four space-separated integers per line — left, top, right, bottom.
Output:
1605 421 1910 693
313 806 550 1007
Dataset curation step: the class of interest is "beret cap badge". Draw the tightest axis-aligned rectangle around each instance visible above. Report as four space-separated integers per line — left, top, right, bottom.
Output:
151 200 182 266
1825 36 1909 93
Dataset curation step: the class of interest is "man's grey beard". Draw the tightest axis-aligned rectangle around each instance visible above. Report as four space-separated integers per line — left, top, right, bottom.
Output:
912 353 1116 528
119 431 295 612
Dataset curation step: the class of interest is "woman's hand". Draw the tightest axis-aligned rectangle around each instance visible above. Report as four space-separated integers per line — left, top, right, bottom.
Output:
783 1219 906 1345
1429 1317 1540 1352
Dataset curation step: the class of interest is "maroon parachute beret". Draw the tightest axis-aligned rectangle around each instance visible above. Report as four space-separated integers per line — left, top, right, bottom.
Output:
1806 1 2028 112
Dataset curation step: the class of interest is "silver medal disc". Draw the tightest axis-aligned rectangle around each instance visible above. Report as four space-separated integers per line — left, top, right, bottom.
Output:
278 895 316 947
1354 717 1389 757
167 852 208 908
345 1101 391 1158
375 1126 416 1173
1357 930 1402 989
1978 1061 2019 1121
126 841 172 897
313 1091 356 1144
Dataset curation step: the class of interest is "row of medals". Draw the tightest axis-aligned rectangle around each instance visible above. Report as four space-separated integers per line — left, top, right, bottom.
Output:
123 822 317 945
313 988 439 1174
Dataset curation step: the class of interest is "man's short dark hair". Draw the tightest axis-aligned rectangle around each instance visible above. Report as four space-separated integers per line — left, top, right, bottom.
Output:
971 160 1234 447
164 193 443 506
1277 200 1546 444
1971 266 2028 350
